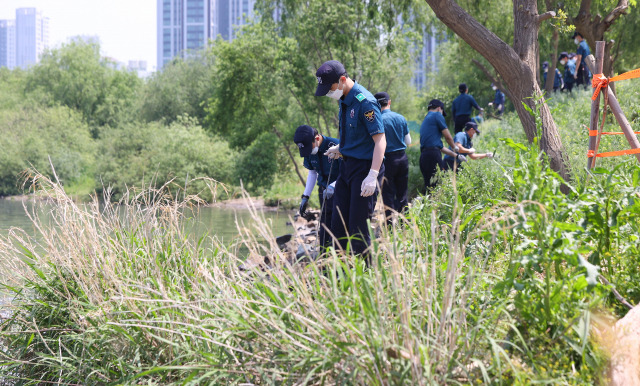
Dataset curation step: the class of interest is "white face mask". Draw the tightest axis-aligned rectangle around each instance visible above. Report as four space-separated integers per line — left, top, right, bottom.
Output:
574 38 580 45
560 60 567 66
492 86 497 90
326 80 344 100
311 146 319 155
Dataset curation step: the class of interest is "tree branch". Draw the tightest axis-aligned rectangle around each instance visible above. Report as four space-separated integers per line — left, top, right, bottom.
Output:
536 11 556 24
471 58 514 102
599 275 635 310
603 0 629 26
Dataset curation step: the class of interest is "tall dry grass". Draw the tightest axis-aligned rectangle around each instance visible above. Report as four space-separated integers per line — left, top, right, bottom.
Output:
0 170 534 384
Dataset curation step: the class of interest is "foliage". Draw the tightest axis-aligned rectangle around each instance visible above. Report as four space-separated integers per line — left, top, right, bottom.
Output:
95 116 236 201
0 106 95 196
25 39 142 133
234 132 280 194
141 51 216 125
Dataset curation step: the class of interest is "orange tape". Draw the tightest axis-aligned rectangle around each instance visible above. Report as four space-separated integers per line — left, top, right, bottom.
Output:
592 68 640 100
589 130 640 136
587 148 640 158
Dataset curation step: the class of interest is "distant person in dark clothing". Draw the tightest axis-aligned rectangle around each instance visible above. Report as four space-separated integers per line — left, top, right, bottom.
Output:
419 99 457 192
572 32 591 89
542 61 563 92
488 83 505 116
452 83 482 133
374 91 410 223
559 52 576 93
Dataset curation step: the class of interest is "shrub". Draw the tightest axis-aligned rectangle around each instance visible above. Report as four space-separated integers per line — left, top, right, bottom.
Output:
95 116 236 201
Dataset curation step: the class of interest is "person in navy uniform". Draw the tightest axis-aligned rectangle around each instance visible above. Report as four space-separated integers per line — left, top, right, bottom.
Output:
374 91 411 223
293 125 341 250
572 32 591 89
488 83 506 116
442 122 494 171
314 60 386 260
542 61 563 92
559 52 576 93
452 83 483 133
419 99 458 192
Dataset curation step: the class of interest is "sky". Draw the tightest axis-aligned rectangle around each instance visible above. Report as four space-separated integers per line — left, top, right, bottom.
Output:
0 0 157 71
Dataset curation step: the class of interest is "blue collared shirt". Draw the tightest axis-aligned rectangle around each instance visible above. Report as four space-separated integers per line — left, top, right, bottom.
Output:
452 93 481 117
493 89 505 105
338 82 384 160
577 41 590 67
381 109 409 153
302 135 341 188
444 131 472 162
420 111 448 149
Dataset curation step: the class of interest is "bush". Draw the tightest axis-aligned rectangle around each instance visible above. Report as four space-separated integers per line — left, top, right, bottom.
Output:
95 116 236 201
0 106 95 195
234 132 279 194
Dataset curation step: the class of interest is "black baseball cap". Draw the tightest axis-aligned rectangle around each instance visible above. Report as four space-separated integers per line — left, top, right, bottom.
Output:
558 52 569 60
571 31 583 39
374 91 390 104
427 99 446 116
293 125 317 157
542 61 549 69
465 121 479 134
315 60 346 96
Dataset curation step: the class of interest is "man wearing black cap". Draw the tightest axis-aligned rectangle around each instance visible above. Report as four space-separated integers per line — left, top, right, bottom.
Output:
442 122 493 171
572 32 591 89
452 83 482 133
293 125 341 250
419 99 457 192
374 91 411 223
559 52 576 93
314 60 386 259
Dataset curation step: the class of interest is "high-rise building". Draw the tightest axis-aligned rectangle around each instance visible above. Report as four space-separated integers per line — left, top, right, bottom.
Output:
0 20 16 69
412 28 442 91
217 0 256 41
157 0 256 69
15 8 49 69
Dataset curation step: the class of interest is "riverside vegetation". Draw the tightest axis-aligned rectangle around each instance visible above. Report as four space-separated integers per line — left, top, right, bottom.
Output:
2 0 640 382
2 86 640 383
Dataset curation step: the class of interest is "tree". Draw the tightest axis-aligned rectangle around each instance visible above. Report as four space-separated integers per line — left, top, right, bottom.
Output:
570 0 632 77
424 0 570 182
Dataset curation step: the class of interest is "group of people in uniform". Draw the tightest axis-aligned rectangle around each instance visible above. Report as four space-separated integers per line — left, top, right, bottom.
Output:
542 31 592 93
292 59 496 261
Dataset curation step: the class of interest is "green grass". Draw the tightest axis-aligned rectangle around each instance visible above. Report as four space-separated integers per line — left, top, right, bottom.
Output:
2 87 640 384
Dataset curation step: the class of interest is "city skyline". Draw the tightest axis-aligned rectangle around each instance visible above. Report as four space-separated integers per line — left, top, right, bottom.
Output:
0 0 156 70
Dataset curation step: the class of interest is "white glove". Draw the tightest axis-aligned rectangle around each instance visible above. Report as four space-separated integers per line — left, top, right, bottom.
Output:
457 154 467 162
486 152 494 159
488 102 493 106
325 144 341 160
360 169 379 197
468 147 476 154
453 145 460 153
323 181 336 200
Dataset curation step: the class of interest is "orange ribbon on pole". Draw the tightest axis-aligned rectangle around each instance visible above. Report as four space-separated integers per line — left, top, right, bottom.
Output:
592 68 640 100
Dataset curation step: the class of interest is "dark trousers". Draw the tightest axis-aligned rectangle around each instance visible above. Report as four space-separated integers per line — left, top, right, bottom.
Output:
331 157 384 258
444 157 463 172
420 147 444 193
454 115 470 133
564 80 574 93
576 63 590 88
317 186 334 251
381 150 409 222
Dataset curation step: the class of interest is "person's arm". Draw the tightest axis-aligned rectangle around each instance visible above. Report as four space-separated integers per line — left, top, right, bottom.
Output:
370 133 386 172
303 170 318 197
471 96 481 111
574 56 581 78
455 142 475 154
469 152 493 160
403 119 411 145
442 129 456 149
404 133 412 146
451 102 456 118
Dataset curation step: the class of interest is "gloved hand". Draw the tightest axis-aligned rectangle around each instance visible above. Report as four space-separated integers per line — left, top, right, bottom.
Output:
360 169 379 197
299 195 309 217
468 147 476 154
486 152 494 159
453 145 460 153
323 182 336 200
325 144 341 160
457 154 467 163
488 102 493 107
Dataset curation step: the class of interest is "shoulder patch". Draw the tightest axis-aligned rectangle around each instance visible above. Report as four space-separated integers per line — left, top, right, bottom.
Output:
364 109 375 123
355 93 365 102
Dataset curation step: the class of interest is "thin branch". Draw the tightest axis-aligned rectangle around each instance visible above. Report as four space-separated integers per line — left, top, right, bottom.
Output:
599 275 635 310
603 0 630 25
536 11 556 24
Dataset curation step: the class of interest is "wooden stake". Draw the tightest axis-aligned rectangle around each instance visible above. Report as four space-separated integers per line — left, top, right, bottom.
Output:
587 42 604 169
585 50 640 164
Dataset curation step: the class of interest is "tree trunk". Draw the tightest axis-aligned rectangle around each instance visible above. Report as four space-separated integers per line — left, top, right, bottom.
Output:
571 0 630 77
424 0 570 182
545 28 560 95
